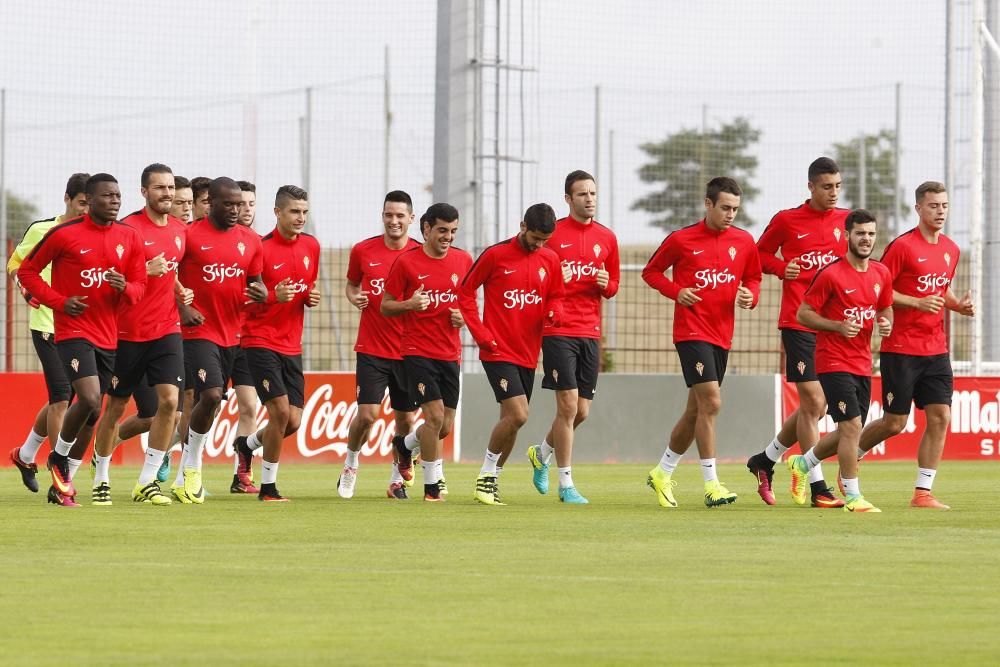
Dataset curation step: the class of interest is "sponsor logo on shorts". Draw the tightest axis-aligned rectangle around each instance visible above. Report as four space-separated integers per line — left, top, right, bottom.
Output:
417 382 426 396
237 241 246 256
499 378 508 392
552 369 559 382
886 392 894 406
838 401 847 414
262 379 270 392
356 385 361 397
42 332 50 341
198 368 207 383
695 361 705 376
796 361 806 375
70 358 79 372
111 376 119 389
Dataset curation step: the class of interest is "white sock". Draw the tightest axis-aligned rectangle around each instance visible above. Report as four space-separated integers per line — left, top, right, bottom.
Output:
558 466 574 489
187 429 208 470
496 466 503 478
55 435 74 457
247 430 264 451
94 454 112 484
700 458 718 483
20 429 46 463
435 459 444 480
138 448 166 485
481 450 500 476
173 446 187 486
346 450 360 468
807 461 825 483
404 430 420 452
232 445 240 473
842 476 861 498
658 448 683 474
916 467 936 491
763 437 788 464
389 463 403 484
804 449 822 470
261 459 278 485
422 459 439 484
539 438 555 463
67 458 82 480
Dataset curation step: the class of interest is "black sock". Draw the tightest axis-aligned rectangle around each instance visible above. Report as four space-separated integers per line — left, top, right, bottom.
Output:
750 452 775 471
809 480 828 495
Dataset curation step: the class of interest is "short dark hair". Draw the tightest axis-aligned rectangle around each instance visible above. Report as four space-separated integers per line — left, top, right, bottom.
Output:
808 157 840 182
191 176 212 199
705 176 742 204
173 175 191 190
845 208 877 231
85 173 118 195
237 180 256 193
915 181 946 202
208 177 240 199
420 203 459 233
564 170 595 195
384 190 413 212
65 173 91 199
141 163 173 188
275 185 308 208
523 203 556 234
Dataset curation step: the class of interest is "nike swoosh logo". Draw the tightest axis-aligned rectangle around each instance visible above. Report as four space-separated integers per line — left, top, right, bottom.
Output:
560 243 573 248
177 377 183 382
201 246 212 251
917 258 928 262
797 233 810 239
845 289 857 294
273 264 284 269
144 241 156 246
504 269 516 275
418 274 430 279
369 262 381 266
79 249 92 254
693 250 704 255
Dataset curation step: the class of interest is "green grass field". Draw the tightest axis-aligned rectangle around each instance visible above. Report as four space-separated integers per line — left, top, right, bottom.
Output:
1 461 998 666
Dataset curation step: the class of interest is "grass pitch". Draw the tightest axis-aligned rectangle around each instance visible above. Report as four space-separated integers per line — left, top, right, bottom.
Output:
1 461 998 666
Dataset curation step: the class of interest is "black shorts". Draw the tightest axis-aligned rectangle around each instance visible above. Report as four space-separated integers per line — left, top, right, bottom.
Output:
880 352 953 415
57 338 116 395
781 329 818 383
183 339 239 400
244 347 305 409
676 341 729 387
231 346 255 387
482 361 535 403
32 329 72 403
109 334 184 401
541 336 599 400
403 356 461 409
819 372 871 424
356 353 415 412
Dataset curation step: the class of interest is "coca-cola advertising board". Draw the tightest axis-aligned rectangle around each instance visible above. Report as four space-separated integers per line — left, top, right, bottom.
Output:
0 373 458 465
781 376 1000 460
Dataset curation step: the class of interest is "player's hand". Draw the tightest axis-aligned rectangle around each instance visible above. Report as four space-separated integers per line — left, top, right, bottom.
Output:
877 316 892 337
146 253 168 277
181 305 205 327
595 263 609 290
15 277 40 309
349 289 369 310
736 285 754 310
839 318 862 338
106 268 126 292
449 307 464 328
275 278 294 303
176 284 194 306
957 290 975 317
64 295 88 316
784 259 800 280
676 287 702 307
244 281 267 304
307 285 321 308
479 338 500 354
915 294 945 313
408 284 430 311
561 261 573 283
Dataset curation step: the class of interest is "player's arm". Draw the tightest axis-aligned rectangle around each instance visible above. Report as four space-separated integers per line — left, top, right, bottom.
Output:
381 263 427 317
738 240 763 309
344 246 369 309
117 234 148 304
755 215 790 277
544 255 566 327
642 235 700 306
457 252 496 349
944 287 975 316
598 237 620 298
244 272 268 303
306 244 321 308
17 230 68 311
796 301 856 336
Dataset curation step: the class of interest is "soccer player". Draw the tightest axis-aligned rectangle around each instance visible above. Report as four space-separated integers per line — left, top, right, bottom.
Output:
460 203 564 505
383 203 473 502
525 170 619 504
746 157 848 507
18 174 147 507
643 177 762 508
338 190 421 500
7 173 91 496
236 185 320 502
854 182 974 509
191 176 212 220
171 176 194 222
786 209 893 513
173 177 264 503
91 163 190 506
237 180 256 227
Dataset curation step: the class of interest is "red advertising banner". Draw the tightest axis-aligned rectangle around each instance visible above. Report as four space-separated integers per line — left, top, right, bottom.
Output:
0 373 456 466
781 375 1000 460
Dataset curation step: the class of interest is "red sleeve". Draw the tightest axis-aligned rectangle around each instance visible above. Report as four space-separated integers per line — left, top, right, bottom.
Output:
601 233 620 298
877 267 894 311
121 229 147 305
248 234 264 276
458 249 495 346
384 254 408 301
879 238 906 281
756 214 788 277
742 237 763 307
346 244 362 284
803 269 830 312
544 253 566 326
642 235 682 300
17 228 68 311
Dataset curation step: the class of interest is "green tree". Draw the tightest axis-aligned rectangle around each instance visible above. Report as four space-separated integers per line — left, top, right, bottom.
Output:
632 117 761 232
830 129 908 226
3 190 41 242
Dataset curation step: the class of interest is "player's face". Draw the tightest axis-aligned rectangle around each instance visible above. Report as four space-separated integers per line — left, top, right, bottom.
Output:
517 223 552 253
423 218 458 257
65 192 88 216
275 199 309 238
172 187 194 222
807 172 842 210
193 191 211 219
382 201 413 240
87 181 122 223
239 190 256 227
565 179 596 222
210 186 243 228
142 171 175 215
916 191 949 233
847 222 877 259
704 192 740 231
